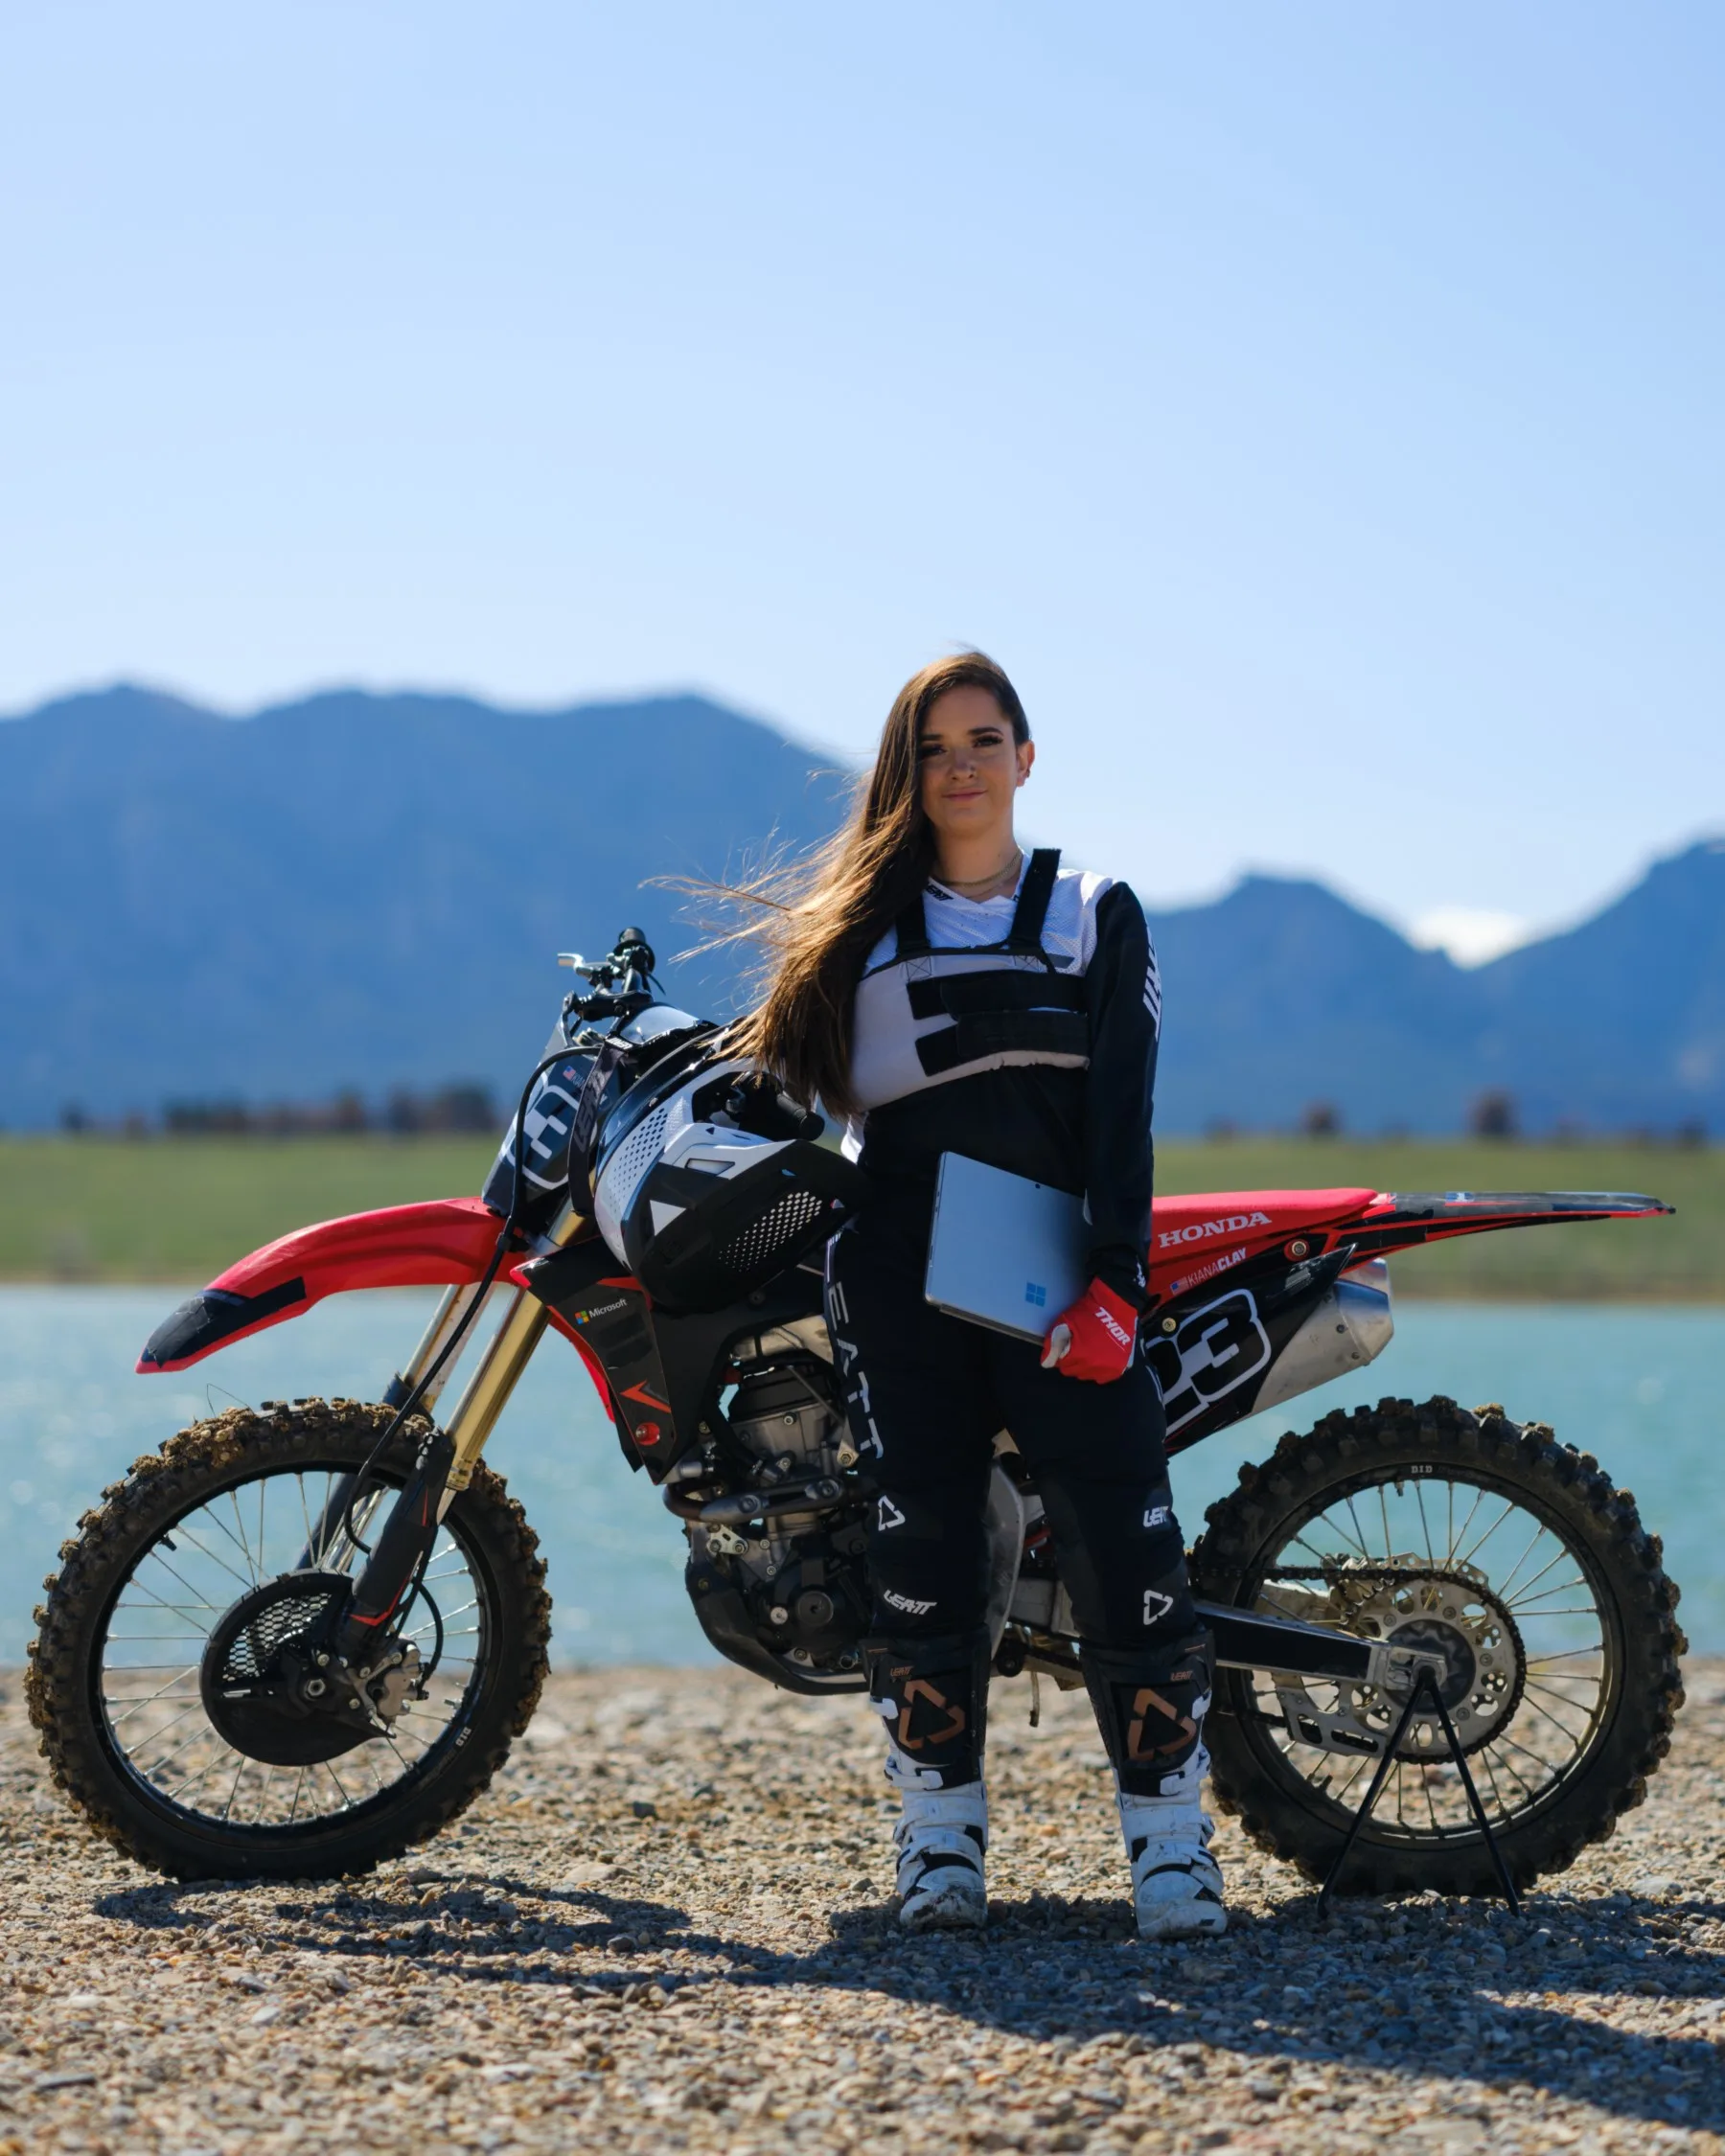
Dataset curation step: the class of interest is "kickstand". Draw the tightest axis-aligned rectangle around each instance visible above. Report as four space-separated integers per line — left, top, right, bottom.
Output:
1028 1669 1042 1730
1318 1667 1521 1915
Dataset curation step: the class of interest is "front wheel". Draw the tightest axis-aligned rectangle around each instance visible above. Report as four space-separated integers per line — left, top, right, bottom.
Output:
27 1399 551 1879
1191 1396 1686 1896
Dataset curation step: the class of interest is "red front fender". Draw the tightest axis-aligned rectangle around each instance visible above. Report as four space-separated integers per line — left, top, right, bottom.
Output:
137 1197 510 1373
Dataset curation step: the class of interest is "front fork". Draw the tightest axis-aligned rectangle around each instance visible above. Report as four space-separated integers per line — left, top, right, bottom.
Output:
330 1207 584 1662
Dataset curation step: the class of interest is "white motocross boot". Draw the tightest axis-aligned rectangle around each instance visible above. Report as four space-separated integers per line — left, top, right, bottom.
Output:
892 1778 989 1932
1116 1746 1227 1939
866 1629 992 1932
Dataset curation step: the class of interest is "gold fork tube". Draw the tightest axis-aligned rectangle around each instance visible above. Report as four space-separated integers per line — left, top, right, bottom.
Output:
439 1205 587 1495
387 1279 491 1415
440 1289 546 1494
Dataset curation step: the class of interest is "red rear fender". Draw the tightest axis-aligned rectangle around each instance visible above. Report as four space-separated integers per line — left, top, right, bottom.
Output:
1148 1188 1377 1299
1145 1184 1672 1301
137 1197 509 1373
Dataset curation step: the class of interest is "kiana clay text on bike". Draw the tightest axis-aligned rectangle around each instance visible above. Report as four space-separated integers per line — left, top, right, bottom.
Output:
29 653 1686 1930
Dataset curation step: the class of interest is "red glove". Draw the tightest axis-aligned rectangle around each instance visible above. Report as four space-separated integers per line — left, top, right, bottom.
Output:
1040 1276 1139 1383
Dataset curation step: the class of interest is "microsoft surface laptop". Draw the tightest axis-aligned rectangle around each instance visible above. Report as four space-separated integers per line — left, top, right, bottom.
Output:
924 1152 1089 1342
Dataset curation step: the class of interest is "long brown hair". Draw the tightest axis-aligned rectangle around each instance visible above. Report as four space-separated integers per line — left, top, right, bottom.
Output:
729 651 1030 1113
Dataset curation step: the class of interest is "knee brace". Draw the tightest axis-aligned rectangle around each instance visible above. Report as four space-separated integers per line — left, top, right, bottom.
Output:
1082 1630 1214 1798
865 1629 991 1792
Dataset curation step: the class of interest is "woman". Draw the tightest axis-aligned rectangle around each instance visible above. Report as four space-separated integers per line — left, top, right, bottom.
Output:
734 652 1222 1940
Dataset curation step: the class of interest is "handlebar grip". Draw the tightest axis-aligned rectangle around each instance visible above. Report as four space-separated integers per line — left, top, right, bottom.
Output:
788 1102 825 1142
615 926 656 973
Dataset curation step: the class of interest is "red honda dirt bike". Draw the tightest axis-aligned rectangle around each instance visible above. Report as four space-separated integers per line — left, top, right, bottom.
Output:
29 929 1683 1898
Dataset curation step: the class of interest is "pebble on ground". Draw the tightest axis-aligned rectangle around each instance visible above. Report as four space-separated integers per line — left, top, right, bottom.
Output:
3 1657 1723 2155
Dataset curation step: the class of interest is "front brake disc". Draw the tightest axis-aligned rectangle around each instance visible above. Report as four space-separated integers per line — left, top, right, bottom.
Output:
199 1571 376 1767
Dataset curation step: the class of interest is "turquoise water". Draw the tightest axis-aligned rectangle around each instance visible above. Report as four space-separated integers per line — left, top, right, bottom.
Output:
1 1287 1720 1665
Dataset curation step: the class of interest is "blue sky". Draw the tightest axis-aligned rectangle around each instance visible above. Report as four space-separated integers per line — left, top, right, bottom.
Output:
3 4 1720 955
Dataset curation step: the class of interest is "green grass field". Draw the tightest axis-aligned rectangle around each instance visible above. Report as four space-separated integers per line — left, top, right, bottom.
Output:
0 1136 499 1284
0 1134 1717 1296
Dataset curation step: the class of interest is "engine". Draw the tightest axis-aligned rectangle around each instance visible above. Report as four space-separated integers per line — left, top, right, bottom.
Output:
678 1320 873 1692
729 1360 851 1479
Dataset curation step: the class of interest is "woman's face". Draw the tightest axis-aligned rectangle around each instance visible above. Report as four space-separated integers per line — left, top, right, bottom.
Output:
917 685 1034 846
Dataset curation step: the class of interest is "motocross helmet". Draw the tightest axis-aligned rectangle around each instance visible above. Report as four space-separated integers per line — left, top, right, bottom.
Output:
591 1055 865 1313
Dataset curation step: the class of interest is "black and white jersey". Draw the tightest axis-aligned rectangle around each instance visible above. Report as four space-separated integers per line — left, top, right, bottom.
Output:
842 848 1162 1306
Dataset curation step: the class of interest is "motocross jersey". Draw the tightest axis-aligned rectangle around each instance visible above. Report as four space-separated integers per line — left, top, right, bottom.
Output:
842 847 1162 1305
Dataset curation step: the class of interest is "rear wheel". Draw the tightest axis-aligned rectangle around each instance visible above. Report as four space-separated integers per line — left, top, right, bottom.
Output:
1192 1396 1685 1895
27 1399 551 1879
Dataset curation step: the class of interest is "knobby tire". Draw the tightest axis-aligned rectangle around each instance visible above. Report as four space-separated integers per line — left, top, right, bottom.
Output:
26 1399 551 1880
1192 1395 1686 1896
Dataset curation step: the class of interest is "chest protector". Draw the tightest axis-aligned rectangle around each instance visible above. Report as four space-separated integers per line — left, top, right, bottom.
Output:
848 848 1091 1113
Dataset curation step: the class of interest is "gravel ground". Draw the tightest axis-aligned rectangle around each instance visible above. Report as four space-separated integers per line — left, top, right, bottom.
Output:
5 1657 1725 2156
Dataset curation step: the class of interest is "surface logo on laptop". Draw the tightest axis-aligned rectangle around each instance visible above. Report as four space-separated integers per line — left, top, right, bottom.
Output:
1024 1281 1047 1308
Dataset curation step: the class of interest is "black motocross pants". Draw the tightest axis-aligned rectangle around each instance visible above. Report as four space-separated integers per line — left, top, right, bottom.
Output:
825 1192 1207 1793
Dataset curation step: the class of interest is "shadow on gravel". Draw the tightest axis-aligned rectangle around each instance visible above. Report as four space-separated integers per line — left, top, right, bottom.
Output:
91 1873 1725 2134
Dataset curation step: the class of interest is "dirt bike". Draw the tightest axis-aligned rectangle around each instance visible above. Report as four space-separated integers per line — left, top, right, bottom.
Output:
28 929 1684 1898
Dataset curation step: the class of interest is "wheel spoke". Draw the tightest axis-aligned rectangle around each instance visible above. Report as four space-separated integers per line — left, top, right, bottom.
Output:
113 1584 221 1616
1499 1542 1571 1609
107 1689 204 1737
104 1661 200 1698
1520 1687 1594 1740
225 1487 260 1585
111 1697 207 1748
1286 1530 1348 1570
218 1755 248 1822
1342 1497 1373 1559
1480 1749 1525 1818
188 1500 252 1576
1454 1497 1516 1571
1446 1482 1486 1565
146 1540 247 1607
1319 1753 1371 1805
163 1522 258 1594
295 1473 318 1562
1490 1521 1548 1603
163 1750 227 1804
1506 1576 1590 1612
1414 1481 1435 1567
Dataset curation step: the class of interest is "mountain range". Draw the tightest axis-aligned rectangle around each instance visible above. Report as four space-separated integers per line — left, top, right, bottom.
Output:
2 684 1719 1137
1148 856 1723 1135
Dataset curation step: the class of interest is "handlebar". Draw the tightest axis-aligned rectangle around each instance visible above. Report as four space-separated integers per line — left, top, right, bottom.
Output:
557 926 658 995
